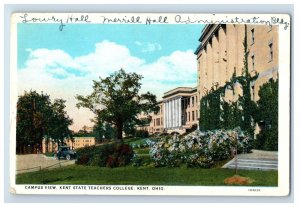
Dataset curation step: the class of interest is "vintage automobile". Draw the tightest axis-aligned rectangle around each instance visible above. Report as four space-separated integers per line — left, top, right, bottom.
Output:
54 146 77 160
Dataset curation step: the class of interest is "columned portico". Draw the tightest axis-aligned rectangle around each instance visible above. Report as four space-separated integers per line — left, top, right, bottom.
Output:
163 96 182 129
139 87 198 135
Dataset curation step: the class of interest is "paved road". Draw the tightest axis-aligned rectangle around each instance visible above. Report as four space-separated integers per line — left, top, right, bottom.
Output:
223 150 278 171
16 154 75 174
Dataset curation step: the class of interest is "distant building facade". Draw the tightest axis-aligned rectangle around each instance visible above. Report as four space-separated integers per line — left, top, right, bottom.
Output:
137 87 199 134
195 24 278 102
42 137 96 153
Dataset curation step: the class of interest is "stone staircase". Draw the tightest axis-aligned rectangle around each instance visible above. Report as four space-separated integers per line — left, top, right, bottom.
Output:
223 158 278 171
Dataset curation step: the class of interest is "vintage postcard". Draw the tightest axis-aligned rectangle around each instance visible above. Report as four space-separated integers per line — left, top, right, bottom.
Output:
10 13 290 196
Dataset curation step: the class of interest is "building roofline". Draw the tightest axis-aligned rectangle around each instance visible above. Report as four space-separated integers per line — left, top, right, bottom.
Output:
194 44 202 55
73 136 95 139
199 24 213 42
162 87 197 99
195 24 222 55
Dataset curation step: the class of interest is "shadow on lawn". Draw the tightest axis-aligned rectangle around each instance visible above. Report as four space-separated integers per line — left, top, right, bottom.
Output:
42 176 74 184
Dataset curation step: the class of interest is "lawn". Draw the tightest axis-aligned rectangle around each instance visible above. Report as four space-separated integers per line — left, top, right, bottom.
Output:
16 165 278 186
134 147 150 155
124 137 150 146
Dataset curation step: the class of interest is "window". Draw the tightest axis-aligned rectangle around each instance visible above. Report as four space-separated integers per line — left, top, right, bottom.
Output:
269 42 273 62
192 97 194 106
196 110 198 119
251 55 255 71
156 118 160 126
251 28 255 44
192 111 195 121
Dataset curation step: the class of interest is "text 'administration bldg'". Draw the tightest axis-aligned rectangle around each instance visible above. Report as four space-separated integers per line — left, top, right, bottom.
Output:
138 24 278 135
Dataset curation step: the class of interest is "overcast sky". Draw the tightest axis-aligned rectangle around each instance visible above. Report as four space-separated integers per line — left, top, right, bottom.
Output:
17 23 204 131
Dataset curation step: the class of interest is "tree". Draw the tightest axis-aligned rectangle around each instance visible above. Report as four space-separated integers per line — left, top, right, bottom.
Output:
16 91 73 154
74 125 92 137
255 79 278 150
92 119 117 142
17 91 52 153
76 69 159 141
48 99 73 148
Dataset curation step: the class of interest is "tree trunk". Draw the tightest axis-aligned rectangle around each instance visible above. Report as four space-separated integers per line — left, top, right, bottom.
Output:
116 122 123 141
45 138 49 153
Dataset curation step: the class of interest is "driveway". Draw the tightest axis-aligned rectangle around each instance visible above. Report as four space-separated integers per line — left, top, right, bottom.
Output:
16 154 75 174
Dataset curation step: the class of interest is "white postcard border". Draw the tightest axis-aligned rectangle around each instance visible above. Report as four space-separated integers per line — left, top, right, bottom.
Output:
9 13 291 196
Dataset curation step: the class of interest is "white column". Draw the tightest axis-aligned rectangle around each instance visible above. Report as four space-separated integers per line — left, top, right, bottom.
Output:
168 100 171 128
166 101 169 128
163 102 166 128
178 98 182 127
169 99 172 128
174 99 177 127
176 98 179 127
170 100 174 127
172 99 175 128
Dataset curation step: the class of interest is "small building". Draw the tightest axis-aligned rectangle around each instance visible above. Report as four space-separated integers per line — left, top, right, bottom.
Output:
68 137 96 150
42 137 96 153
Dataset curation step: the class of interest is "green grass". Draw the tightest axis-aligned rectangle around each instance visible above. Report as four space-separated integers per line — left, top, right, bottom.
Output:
124 137 148 145
134 147 150 155
16 165 278 186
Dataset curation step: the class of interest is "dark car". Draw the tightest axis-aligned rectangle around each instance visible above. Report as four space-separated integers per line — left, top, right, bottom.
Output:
54 146 77 160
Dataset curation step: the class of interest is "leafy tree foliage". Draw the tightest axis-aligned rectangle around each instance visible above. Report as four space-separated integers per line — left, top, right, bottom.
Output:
199 86 222 130
76 69 159 140
47 99 73 146
255 79 278 150
16 91 73 154
73 125 94 137
92 118 117 142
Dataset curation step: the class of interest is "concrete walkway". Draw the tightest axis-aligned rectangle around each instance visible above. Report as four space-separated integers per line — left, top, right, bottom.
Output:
222 150 278 171
16 154 75 174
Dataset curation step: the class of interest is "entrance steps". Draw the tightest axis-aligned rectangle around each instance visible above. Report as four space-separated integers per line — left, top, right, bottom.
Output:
223 158 278 171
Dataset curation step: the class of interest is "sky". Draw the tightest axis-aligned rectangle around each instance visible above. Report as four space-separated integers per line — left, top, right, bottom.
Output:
17 23 205 131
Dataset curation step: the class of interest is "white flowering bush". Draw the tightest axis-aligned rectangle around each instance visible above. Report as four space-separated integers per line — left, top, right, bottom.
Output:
130 138 156 149
150 127 253 168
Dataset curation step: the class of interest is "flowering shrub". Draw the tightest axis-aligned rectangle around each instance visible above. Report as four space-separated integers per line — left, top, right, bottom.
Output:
130 138 157 149
131 154 152 167
76 154 90 165
75 143 134 168
150 127 253 168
